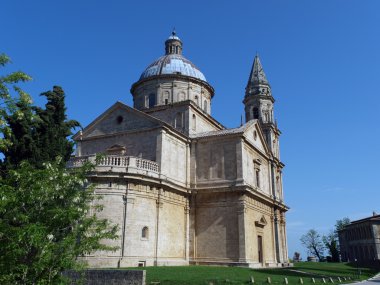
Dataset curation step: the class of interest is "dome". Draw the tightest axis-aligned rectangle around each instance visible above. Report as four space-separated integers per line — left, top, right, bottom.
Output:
139 54 207 82
139 31 207 82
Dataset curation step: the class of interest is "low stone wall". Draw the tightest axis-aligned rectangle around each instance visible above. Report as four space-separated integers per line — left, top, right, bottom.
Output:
64 270 146 285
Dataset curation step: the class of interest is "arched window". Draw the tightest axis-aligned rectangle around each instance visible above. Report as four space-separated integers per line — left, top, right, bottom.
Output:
142 226 149 239
148 94 156 108
194 95 199 106
163 91 170 105
253 107 259 119
203 100 208 113
192 114 196 131
178 92 185 101
175 112 183 129
265 112 269 122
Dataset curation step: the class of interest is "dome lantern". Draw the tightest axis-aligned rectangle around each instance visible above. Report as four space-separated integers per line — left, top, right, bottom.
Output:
165 30 182 55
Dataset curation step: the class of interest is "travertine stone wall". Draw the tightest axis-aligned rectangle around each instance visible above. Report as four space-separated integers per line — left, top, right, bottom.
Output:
244 196 276 265
85 179 189 268
242 143 271 196
193 192 240 262
159 132 188 185
157 201 187 261
189 108 220 135
132 78 212 115
123 190 157 263
85 107 159 138
195 139 238 183
243 124 266 154
146 103 220 135
80 130 158 161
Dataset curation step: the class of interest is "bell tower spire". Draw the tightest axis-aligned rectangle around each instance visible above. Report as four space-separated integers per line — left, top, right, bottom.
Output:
243 54 280 159
247 53 269 88
244 54 274 124
243 54 284 265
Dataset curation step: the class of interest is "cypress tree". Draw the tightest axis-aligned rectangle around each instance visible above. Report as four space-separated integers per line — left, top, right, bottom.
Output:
1 86 80 171
34 86 80 165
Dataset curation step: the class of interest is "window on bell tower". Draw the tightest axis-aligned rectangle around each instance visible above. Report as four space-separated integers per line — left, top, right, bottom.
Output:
253 107 259 119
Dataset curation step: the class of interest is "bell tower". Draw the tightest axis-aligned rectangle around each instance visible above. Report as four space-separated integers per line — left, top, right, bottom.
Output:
244 54 285 263
243 54 280 160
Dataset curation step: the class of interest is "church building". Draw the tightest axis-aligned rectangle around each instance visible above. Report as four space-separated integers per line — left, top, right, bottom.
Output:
70 31 290 268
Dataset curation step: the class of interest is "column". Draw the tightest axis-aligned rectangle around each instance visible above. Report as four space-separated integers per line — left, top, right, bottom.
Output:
238 199 247 263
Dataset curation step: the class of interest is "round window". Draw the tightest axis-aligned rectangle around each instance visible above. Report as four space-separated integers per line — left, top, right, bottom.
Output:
116 115 124 124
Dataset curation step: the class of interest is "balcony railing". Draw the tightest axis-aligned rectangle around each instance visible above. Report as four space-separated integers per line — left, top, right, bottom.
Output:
67 155 160 173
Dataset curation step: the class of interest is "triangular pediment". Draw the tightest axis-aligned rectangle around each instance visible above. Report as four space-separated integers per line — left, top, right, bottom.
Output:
74 102 163 140
243 120 269 155
106 144 126 155
255 215 268 227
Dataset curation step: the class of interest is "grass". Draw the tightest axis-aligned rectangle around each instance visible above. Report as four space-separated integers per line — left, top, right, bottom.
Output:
124 262 378 285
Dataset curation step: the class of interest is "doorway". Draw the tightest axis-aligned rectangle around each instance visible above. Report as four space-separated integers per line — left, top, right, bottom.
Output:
258 235 263 264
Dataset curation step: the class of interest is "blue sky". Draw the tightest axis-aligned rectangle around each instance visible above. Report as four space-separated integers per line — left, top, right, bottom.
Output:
2 0 380 259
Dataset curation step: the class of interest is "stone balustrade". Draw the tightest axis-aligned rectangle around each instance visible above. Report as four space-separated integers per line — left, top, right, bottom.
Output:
68 155 160 174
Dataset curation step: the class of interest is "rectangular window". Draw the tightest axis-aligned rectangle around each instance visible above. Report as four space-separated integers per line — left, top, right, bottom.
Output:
256 169 260 188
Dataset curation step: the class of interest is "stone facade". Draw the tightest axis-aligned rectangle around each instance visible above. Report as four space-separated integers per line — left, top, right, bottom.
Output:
71 32 289 268
339 213 380 263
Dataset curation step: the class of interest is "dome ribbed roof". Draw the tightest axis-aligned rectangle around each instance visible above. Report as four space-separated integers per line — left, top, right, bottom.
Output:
139 31 207 82
139 54 207 82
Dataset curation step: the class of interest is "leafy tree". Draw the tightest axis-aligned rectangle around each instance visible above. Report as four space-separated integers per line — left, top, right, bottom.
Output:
0 53 32 153
300 229 325 261
1 94 40 171
335 217 350 233
293 252 302 262
0 54 118 284
0 160 118 284
323 230 340 262
34 86 80 165
1 86 80 171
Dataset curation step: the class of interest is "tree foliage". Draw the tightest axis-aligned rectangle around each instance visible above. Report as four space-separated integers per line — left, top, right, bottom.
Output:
323 230 340 262
0 54 118 284
300 229 325 261
335 217 350 233
0 54 79 171
0 53 32 152
0 160 118 284
34 86 80 164
293 252 302 262
1 86 80 171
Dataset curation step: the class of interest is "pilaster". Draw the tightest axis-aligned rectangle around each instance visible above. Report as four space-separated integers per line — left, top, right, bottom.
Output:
238 199 247 263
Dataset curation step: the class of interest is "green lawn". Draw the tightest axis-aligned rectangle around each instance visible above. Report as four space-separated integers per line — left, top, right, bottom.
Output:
125 262 378 285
